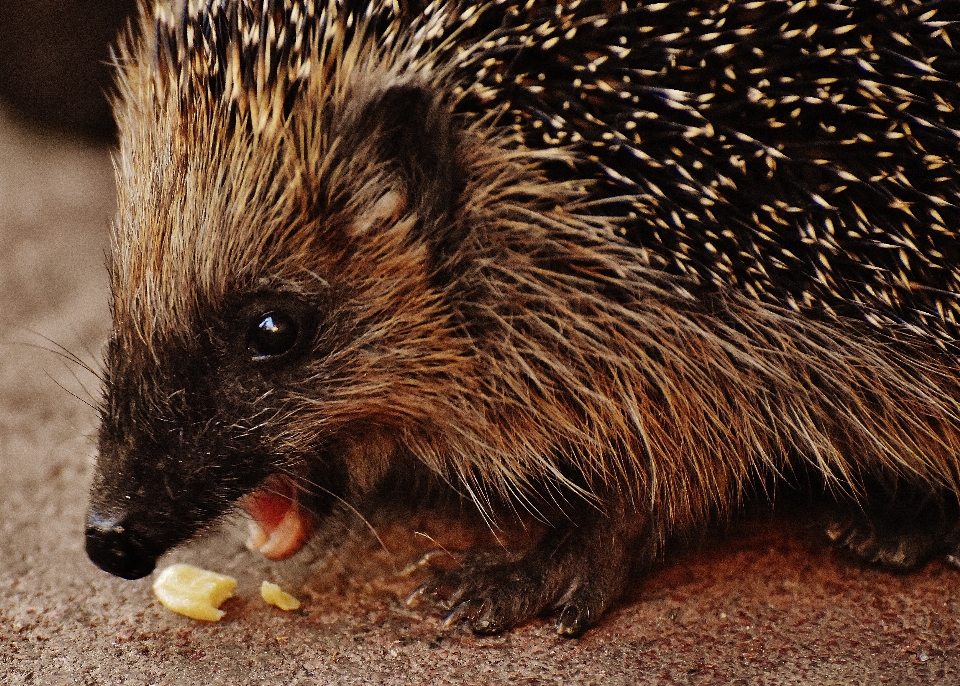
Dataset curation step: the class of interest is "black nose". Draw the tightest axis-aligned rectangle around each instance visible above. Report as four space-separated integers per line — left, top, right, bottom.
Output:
85 512 158 580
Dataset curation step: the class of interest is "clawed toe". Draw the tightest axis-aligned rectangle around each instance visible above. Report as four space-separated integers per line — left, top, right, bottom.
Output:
405 516 643 636
825 491 954 572
429 557 548 633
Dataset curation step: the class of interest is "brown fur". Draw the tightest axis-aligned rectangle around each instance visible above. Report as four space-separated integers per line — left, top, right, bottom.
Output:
88 0 960 635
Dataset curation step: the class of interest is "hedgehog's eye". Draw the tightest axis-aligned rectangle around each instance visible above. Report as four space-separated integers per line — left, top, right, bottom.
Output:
248 311 299 360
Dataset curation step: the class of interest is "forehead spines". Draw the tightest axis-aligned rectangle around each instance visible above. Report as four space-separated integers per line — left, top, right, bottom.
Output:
142 0 480 111
145 0 318 134
143 0 427 115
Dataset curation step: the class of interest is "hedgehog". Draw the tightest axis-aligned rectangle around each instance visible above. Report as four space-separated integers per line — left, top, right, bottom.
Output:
85 0 960 637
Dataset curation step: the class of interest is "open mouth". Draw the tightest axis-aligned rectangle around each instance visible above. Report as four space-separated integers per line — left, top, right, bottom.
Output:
240 473 314 560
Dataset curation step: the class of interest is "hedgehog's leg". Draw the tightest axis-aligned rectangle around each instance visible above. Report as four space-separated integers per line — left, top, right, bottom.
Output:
411 509 653 637
825 483 957 571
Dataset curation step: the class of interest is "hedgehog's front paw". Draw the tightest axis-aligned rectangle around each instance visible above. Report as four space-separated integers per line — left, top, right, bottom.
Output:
409 517 649 637
825 487 956 571
825 512 936 570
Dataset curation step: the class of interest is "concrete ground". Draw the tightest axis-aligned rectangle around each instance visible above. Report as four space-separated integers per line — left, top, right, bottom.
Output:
1 109 959 685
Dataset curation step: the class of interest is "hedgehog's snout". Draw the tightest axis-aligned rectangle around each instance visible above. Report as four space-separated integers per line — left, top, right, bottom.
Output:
85 511 159 580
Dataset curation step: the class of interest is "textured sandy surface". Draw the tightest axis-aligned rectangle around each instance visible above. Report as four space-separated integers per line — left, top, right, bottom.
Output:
1 110 959 685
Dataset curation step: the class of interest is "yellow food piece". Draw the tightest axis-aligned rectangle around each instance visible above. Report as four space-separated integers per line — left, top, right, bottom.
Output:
152 564 237 621
260 580 301 611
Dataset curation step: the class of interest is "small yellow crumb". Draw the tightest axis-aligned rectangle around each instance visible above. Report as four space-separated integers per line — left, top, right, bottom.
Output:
152 564 237 621
260 580 301 611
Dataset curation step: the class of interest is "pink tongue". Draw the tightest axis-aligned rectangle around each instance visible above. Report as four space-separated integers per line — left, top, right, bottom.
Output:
240 474 313 561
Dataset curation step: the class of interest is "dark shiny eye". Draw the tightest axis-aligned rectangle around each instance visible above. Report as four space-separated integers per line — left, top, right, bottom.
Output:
248 311 299 360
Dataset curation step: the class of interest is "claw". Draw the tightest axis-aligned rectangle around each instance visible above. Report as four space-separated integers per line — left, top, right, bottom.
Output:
399 549 452 577
557 604 591 638
945 553 960 571
443 599 481 628
471 616 505 635
405 583 430 607
405 560 463 609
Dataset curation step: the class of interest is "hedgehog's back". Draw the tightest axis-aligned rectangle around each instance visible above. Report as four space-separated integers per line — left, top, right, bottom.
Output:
452 0 960 345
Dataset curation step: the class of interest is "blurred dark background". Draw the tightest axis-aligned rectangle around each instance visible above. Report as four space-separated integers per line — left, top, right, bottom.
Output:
0 0 137 141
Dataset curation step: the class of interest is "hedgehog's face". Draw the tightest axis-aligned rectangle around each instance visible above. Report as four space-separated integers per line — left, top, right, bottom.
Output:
87 286 349 578
86 76 474 578
86 211 456 578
